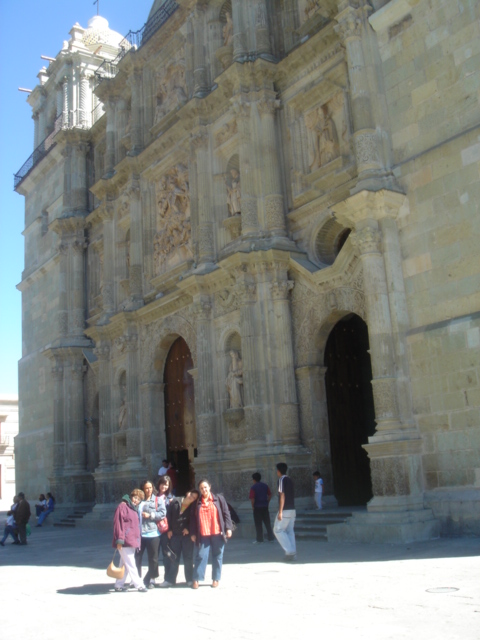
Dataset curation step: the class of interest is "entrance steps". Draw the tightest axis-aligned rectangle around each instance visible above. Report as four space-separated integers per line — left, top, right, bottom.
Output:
295 508 356 541
53 505 95 528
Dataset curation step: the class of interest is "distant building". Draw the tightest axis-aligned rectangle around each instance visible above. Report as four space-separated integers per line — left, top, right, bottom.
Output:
14 0 480 541
0 395 18 511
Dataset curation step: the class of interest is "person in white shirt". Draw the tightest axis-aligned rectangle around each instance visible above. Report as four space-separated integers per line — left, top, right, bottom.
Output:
157 459 169 477
313 471 323 510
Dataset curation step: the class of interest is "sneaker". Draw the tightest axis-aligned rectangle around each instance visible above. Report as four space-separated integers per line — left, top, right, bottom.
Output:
158 581 173 588
137 586 148 592
147 582 155 589
114 587 126 592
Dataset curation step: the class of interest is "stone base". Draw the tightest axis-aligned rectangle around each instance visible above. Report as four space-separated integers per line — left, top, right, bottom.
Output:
76 502 117 531
424 488 480 537
327 508 440 544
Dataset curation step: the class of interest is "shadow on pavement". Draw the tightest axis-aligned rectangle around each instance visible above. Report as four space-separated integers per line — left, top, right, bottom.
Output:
57 583 113 596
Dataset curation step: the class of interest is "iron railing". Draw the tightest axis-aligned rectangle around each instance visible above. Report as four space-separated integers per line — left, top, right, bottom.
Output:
14 114 64 189
95 0 179 82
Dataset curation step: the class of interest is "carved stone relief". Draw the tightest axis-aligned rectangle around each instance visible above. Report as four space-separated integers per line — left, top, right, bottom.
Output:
153 164 192 273
305 102 340 172
215 121 237 147
154 53 187 124
226 350 243 409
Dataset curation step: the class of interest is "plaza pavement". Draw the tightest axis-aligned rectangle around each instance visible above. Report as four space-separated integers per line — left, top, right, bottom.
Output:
0 522 479 640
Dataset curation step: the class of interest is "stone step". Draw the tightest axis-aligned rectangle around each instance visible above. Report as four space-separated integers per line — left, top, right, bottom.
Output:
53 504 95 528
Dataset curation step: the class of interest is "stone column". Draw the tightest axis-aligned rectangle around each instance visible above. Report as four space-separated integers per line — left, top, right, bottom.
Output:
193 10 209 97
94 344 113 469
140 382 165 475
232 0 247 61
71 141 89 214
128 72 143 155
191 130 214 266
125 334 142 468
79 73 90 128
268 278 300 445
58 242 68 337
51 359 65 473
101 204 115 316
194 298 216 453
104 99 116 177
71 235 86 338
68 356 87 471
56 85 63 119
335 1 383 189
234 102 259 234
127 180 144 307
236 280 266 443
257 98 286 236
62 74 69 127
254 0 271 56
33 113 40 149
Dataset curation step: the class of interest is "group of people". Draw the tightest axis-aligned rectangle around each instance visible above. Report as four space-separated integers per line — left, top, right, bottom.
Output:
111 461 309 592
0 493 31 546
112 474 232 591
35 492 56 526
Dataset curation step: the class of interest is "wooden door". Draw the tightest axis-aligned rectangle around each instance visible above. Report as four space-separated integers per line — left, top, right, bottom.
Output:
324 314 375 506
164 337 196 495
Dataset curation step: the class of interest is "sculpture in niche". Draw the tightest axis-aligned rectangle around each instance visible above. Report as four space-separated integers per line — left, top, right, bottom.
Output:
226 350 243 409
223 12 234 47
154 164 192 272
305 0 321 20
154 57 187 124
305 103 339 171
118 382 127 431
225 169 241 216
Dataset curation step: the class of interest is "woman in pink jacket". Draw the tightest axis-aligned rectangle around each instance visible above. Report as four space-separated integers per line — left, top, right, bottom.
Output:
112 488 147 592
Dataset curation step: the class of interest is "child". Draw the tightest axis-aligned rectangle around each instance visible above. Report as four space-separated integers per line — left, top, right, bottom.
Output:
313 471 323 510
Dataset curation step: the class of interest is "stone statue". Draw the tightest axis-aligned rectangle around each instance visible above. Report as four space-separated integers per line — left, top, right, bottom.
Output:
154 57 187 124
223 12 234 47
118 385 127 431
226 350 243 409
225 168 241 216
305 104 339 171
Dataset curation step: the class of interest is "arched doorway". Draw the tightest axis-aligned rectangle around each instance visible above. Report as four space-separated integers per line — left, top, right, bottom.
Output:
163 337 196 495
324 314 375 506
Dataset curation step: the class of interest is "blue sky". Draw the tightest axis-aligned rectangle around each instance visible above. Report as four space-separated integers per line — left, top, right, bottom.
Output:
0 0 154 395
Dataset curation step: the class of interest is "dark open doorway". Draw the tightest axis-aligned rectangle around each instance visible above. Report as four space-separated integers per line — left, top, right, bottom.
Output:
163 337 196 496
324 314 375 506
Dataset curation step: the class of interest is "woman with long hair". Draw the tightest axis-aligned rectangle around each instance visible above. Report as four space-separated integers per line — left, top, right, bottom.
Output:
135 480 166 589
36 492 55 527
190 479 233 589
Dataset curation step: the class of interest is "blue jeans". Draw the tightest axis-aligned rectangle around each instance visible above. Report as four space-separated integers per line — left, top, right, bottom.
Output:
37 508 54 525
273 509 296 556
1 525 19 544
193 535 225 582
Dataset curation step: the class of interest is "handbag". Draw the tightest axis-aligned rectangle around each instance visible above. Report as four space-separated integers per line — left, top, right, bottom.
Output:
155 496 169 534
106 549 125 579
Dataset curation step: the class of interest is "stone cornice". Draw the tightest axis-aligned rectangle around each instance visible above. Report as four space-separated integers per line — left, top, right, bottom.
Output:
332 189 408 228
17 253 60 292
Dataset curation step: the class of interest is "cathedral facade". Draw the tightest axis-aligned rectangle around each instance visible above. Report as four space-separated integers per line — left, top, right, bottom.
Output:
15 0 480 540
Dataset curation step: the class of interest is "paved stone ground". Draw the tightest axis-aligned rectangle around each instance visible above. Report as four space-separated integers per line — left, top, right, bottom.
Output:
0 524 479 640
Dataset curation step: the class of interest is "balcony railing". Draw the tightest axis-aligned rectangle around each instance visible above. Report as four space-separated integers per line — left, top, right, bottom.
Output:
14 114 64 189
95 0 179 82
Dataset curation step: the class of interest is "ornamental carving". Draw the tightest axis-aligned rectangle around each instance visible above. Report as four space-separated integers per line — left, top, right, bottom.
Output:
351 226 381 255
215 121 237 147
240 196 257 227
354 132 380 167
304 0 321 21
154 54 187 124
265 195 284 229
154 164 192 273
214 288 240 316
269 280 294 300
371 378 399 421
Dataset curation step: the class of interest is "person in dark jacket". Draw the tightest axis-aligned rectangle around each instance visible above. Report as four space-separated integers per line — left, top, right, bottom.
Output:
158 489 199 588
112 489 147 592
190 479 233 589
14 492 31 545
36 492 55 527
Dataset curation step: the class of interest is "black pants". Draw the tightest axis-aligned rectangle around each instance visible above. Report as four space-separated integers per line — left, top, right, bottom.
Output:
161 533 194 584
253 507 274 542
135 536 160 585
17 522 28 544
